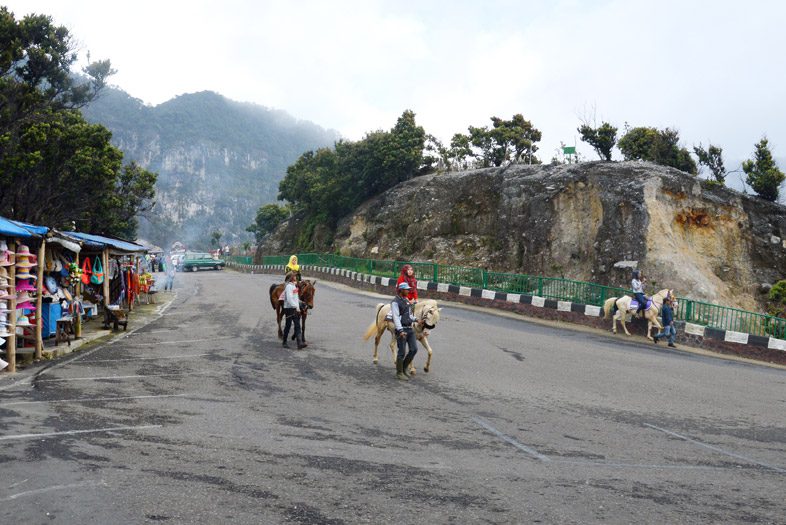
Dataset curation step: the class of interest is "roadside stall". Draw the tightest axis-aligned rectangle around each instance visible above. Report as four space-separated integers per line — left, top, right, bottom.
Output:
66 232 147 330
0 217 41 373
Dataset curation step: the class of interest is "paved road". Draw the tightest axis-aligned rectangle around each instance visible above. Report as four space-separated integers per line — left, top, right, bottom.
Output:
1 269 784 524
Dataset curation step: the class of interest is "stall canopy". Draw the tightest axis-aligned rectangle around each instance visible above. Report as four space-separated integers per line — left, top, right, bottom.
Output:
8 219 49 237
0 217 39 238
67 232 147 254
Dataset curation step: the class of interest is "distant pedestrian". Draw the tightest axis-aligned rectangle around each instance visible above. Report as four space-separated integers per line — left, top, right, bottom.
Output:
164 255 176 291
653 296 677 347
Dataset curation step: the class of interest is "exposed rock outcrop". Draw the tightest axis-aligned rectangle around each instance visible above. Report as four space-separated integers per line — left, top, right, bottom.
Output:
261 161 786 311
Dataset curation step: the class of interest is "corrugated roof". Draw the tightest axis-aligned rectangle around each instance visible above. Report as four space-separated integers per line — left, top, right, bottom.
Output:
0 217 37 238
66 232 147 253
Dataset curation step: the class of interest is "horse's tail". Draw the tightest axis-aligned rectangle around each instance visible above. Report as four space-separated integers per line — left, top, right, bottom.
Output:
603 297 618 319
269 283 278 309
362 303 385 341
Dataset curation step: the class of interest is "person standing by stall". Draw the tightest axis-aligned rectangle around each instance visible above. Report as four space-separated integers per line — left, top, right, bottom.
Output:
164 255 176 291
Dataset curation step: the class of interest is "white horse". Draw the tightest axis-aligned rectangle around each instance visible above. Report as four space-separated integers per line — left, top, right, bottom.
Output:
603 288 675 340
362 299 441 374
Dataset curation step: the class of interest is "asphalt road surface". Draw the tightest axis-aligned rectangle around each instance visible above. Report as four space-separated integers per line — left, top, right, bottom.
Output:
1 269 784 524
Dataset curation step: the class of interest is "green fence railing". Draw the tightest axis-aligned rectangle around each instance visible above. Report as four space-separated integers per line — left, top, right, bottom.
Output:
238 252 786 340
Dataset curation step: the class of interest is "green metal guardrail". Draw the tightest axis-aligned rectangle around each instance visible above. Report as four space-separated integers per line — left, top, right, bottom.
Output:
238 252 786 339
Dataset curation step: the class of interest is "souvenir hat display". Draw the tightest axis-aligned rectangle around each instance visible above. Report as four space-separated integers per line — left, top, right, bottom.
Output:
15 291 36 310
15 314 32 327
15 279 37 293
0 324 12 337
0 299 9 312
0 288 14 300
14 244 37 263
15 269 37 280
0 249 11 266
0 312 10 325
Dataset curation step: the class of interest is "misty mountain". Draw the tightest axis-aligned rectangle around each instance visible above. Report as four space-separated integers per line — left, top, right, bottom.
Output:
81 88 339 248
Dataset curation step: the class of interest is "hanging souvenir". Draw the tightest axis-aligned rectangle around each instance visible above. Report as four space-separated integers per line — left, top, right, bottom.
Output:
91 256 104 284
81 257 92 285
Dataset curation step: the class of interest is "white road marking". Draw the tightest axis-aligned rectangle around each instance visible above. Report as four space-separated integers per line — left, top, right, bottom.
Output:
0 480 108 502
0 424 161 442
123 336 239 346
473 417 550 462
81 353 210 363
644 423 786 475
4 393 189 407
549 459 725 471
35 372 212 383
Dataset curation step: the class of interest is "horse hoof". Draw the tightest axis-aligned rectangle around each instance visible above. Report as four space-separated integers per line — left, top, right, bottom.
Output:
373 359 378 365
423 367 429 373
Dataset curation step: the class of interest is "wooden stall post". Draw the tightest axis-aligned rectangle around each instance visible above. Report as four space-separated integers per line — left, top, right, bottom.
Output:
6 240 17 373
34 239 46 359
102 248 110 313
74 252 82 338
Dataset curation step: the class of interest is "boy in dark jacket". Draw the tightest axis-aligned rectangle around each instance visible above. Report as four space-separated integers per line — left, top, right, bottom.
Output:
653 297 676 347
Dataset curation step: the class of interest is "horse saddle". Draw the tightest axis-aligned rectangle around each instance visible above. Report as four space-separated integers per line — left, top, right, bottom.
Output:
631 298 652 310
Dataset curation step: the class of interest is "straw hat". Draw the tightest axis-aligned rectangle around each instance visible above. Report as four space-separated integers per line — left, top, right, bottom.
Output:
15 270 37 280
0 278 12 289
0 290 14 300
0 267 8 279
15 244 35 258
0 300 9 311
0 251 12 267
16 314 32 327
0 326 12 337
16 301 36 311
0 240 14 255
15 258 36 268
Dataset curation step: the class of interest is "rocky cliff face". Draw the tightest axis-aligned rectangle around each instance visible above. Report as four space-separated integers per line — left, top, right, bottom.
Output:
262 161 786 311
82 89 339 248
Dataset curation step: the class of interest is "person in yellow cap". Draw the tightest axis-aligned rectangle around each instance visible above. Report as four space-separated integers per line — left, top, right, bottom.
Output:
285 255 301 282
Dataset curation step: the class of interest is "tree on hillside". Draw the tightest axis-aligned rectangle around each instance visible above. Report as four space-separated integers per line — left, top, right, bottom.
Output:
0 8 154 238
447 133 473 171
466 115 542 168
617 126 697 174
247 203 290 242
742 138 785 202
277 110 426 231
693 143 726 185
0 8 114 135
493 114 542 165
421 134 449 173
0 108 156 237
578 122 617 161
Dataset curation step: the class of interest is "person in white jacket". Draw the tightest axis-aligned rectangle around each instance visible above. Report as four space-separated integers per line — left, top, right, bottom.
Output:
282 272 306 349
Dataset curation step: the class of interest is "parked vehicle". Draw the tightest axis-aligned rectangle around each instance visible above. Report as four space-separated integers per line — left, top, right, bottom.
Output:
180 252 225 272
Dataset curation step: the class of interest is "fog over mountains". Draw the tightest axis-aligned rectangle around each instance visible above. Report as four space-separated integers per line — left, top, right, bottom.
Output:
82 88 339 248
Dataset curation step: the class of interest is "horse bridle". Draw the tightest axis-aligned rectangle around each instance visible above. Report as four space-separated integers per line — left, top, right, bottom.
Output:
419 306 435 330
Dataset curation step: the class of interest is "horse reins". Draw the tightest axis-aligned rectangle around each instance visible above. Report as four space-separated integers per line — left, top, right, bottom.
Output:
419 306 435 330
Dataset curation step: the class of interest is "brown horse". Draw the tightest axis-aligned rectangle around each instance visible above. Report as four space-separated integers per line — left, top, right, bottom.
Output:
269 279 317 342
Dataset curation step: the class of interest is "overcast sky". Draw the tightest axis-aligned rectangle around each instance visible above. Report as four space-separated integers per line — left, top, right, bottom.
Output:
5 0 786 174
